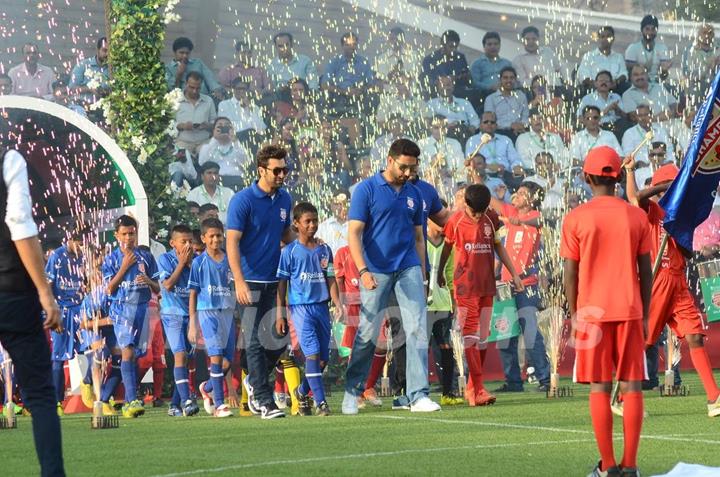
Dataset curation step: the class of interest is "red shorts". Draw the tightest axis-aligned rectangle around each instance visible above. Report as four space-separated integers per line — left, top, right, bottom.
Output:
573 319 647 384
455 295 493 340
646 272 706 346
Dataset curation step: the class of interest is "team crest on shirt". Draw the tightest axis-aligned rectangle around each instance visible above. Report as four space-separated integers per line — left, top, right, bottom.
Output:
351 278 359 287
483 223 493 238
280 208 287 221
407 197 415 210
320 257 329 269
227 270 233 283
138 262 146 274
513 231 524 244
423 199 428 212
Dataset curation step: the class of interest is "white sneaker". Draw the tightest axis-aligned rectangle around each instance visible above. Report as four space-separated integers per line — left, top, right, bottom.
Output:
342 391 359 415
410 397 441 413
199 381 215 415
242 376 260 415
213 404 233 418
708 394 720 417
274 392 288 409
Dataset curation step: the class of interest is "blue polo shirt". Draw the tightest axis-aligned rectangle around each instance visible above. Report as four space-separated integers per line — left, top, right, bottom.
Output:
277 241 333 306
411 177 443 270
45 245 84 306
101 246 158 310
226 181 292 282
348 172 423 273
154 250 191 316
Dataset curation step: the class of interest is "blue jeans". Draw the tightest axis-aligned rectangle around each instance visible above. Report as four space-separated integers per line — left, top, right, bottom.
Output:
498 285 550 388
238 281 283 406
345 266 429 404
0 292 65 476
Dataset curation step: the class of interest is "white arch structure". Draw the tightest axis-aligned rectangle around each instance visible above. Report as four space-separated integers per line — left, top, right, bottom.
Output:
0 95 149 245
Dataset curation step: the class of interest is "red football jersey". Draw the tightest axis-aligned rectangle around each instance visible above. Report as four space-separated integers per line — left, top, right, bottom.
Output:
444 210 499 298
334 246 362 305
646 201 686 276
500 204 542 286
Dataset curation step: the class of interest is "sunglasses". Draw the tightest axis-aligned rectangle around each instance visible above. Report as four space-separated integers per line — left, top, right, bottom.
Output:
482 120 496 124
392 158 418 172
649 152 665 157
262 166 289 176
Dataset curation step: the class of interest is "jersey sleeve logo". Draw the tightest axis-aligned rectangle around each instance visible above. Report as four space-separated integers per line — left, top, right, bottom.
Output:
280 207 287 221
483 223 493 238
407 197 415 209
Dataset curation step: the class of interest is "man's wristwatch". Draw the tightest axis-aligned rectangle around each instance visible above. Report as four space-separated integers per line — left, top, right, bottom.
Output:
359 267 369 276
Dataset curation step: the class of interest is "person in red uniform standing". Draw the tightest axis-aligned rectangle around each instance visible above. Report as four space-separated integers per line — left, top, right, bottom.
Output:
625 159 720 417
438 184 523 406
561 146 653 477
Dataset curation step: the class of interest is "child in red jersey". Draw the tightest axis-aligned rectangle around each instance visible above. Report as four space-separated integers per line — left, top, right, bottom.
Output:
438 184 523 406
561 146 653 477
625 159 720 417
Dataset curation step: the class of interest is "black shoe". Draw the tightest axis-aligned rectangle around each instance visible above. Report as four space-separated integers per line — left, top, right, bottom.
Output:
620 468 640 477
587 461 621 477
536 383 550 392
260 402 285 420
294 388 312 416
493 383 523 393
316 401 330 416
152 398 165 408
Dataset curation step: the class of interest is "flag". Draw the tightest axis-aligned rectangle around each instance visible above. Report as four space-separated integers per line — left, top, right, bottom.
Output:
659 70 720 251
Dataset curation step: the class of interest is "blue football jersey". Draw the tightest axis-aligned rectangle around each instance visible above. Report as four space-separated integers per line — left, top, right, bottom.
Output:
277 241 333 306
102 246 158 310
154 250 191 315
188 252 235 311
80 287 111 322
45 245 85 306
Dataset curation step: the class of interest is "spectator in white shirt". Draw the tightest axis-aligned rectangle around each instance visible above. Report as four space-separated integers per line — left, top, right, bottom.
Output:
185 161 235 223
316 192 349 255
621 104 675 167
576 26 628 88
418 115 465 188
483 66 529 142
515 109 567 171
622 65 677 122
466 111 524 189
624 15 671 83
370 115 407 164
168 147 198 188
630 141 674 189
576 71 625 128
218 77 267 140
8 43 55 99
426 75 479 145
570 105 623 166
174 71 217 153
198 117 252 191
512 26 564 88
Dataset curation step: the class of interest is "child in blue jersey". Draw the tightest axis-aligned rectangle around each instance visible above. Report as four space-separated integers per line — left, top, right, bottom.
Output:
276 202 342 416
188 218 237 418
155 224 200 417
102 215 159 418
45 229 86 414
80 265 122 417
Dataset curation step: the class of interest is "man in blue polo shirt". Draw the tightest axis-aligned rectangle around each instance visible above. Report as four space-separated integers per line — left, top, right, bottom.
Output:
226 144 292 420
342 138 441 414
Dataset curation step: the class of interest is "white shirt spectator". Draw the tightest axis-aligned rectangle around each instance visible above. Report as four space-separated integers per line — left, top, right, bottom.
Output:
622 84 677 118
484 90 530 130
186 184 234 223
175 94 217 150
576 48 627 86
515 130 568 171
426 97 480 129
465 133 522 171
512 47 564 87
525 174 565 213
625 41 670 83
8 63 54 99
3 150 38 240
198 138 252 178
570 129 623 164
217 98 267 133
168 149 198 184
621 124 675 167
316 217 348 255
577 91 624 125
418 135 465 175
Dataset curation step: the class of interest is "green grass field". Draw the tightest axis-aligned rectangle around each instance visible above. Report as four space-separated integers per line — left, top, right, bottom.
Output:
3 373 720 476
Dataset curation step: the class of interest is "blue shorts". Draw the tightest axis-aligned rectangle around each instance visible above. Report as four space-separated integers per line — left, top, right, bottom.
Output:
51 304 83 361
111 302 150 356
289 303 331 361
198 309 235 360
84 325 118 361
161 314 192 355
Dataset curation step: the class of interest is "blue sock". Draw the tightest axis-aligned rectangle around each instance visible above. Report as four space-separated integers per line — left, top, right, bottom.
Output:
305 358 325 404
210 363 224 407
120 360 137 403
101 356 121 402
171 386 180 407
83 357 93 385
174 367 190 403
52 361 65 403
299 377 310 396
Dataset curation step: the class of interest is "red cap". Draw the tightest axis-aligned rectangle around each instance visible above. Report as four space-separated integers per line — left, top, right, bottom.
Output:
583 146 622 178
651 164 679 187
